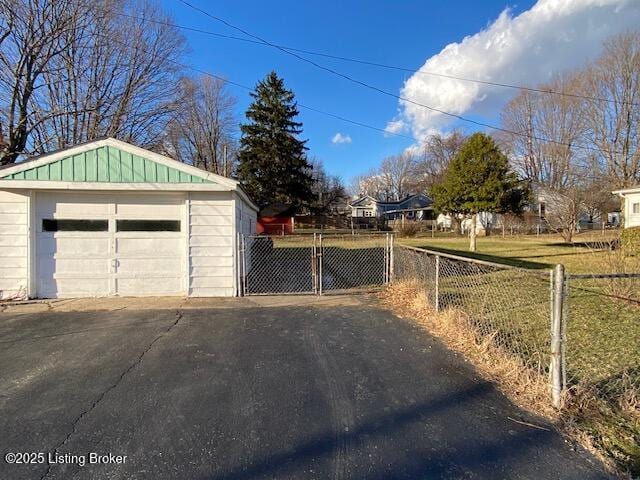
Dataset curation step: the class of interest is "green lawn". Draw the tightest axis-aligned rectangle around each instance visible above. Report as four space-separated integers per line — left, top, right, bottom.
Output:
399 231 639 273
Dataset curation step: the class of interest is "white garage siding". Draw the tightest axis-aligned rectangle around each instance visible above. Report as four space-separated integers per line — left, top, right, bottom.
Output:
235 196 257 241
0 138 258 298
188 191 236 297
0 190 29 299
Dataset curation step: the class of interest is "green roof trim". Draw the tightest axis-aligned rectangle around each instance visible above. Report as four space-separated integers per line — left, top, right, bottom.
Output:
1 146 209 184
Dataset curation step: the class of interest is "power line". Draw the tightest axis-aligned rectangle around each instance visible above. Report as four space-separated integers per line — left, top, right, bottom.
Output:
176 0 626 155
115 10 635 107
94 32 421 143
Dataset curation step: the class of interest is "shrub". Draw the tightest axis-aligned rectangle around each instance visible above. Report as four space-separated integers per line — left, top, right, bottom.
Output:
395 221 421 237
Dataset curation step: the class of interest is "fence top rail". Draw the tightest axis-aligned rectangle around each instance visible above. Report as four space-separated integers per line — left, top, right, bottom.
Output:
245 232 392 239
567 272 640 280
395 243 552 276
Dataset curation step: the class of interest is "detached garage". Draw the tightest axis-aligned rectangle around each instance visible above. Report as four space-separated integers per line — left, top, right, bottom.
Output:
0 138 257 299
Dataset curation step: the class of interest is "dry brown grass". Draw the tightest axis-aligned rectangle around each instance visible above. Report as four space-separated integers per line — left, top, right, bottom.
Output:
378 280 556 418
378 280 627 476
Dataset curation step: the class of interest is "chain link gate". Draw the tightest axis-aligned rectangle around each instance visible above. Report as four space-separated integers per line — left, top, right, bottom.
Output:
239 233 393 295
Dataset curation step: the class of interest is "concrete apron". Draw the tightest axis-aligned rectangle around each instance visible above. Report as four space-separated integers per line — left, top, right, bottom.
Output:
0 294 368 314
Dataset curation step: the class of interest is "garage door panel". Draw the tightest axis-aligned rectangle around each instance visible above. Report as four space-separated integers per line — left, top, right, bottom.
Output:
0 267 26 278
38 257 109 276
0 202 27 214
190 275 233 289
36 193 188 298
189 287 234 297
0 246 27 258
117 257 183 275
38 278 111 298
37 237 110 256
0 256 27 268
116 237 183 256
115 201 183 218
116 277 183 296
36 193 111 217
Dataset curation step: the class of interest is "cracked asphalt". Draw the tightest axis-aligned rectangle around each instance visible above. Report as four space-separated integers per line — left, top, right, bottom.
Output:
0 296 611 479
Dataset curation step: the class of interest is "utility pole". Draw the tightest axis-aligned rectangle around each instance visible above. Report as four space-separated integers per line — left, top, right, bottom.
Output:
222 144 228 177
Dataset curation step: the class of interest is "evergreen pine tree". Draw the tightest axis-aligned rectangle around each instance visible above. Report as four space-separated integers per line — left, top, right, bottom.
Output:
237 72 313 208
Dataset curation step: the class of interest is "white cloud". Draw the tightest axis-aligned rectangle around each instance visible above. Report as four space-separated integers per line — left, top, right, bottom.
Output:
384 119 405 135
331 132 352 144
393 0 640 140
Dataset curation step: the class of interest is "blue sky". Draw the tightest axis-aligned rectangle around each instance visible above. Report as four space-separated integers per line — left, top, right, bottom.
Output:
159 0 639 182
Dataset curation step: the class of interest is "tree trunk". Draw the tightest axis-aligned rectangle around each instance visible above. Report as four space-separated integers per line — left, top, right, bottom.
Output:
452 216 462 235
469 214 478 252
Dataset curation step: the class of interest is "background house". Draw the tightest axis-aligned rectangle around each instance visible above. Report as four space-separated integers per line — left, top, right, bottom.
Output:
613 186 640 228
349 194 433 228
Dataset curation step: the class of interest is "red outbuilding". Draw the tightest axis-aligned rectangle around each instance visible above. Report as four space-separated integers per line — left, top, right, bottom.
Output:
257 203 297 235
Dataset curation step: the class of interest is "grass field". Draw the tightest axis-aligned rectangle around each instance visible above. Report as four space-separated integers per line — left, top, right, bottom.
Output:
399 231 639 273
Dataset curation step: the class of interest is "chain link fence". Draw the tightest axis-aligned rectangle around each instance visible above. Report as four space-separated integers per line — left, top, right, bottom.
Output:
319 234 390 293
564 274 640 409
241 235 317 294
392 243 640 473
240 233 392 295
393 245 553 379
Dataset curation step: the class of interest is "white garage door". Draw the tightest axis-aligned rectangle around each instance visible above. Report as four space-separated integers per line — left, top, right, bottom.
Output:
36 192 185 298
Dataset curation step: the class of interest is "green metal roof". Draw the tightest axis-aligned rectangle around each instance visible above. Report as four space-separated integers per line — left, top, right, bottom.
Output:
0 146 209 183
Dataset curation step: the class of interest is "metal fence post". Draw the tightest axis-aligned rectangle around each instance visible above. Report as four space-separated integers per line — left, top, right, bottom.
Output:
237 232 242 296
434 254 440 312
562 274 569 391
550 264 565 408
384 233 389 284
318 233 323 296
240 234 247 296
312 233 318 295
389 233 394 283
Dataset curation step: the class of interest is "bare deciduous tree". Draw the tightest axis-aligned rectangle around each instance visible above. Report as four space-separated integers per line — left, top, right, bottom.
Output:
163 75 237 176
0 0 93 164
582 32 640 190
352 132 464 201
416 130 466 189
501 72 586 190
351 170 392 200
379 151 419 200
0 0 186 164
309 157 347 214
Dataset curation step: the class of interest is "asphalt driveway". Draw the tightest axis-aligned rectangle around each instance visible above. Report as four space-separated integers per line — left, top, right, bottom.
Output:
0 296 610 479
